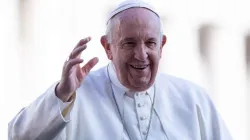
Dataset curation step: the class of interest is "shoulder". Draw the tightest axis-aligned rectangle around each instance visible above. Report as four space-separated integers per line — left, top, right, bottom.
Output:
86 66 107 79
156 74 232 138
156 73 221 120
80 66 108 89
156 73 206 93
156 73 213 107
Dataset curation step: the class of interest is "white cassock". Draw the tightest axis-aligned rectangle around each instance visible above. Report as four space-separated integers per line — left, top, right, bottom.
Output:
8 63 233 140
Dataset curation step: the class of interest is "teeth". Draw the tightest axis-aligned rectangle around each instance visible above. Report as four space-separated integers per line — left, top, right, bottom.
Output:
131 65 148 69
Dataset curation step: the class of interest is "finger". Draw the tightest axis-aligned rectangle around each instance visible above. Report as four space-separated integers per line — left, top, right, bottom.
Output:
81 57 99 74
63 58 83 76
70 45 87 59
69 37 91 59
74 37 91 50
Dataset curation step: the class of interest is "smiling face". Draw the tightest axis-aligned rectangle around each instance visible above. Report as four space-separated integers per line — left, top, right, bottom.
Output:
101 8 167 91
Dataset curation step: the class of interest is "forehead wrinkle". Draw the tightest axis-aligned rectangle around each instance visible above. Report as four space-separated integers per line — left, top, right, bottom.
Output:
111 8 161 43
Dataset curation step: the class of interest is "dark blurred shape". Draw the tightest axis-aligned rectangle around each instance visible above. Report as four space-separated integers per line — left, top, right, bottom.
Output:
19 0 33 44
245 34 250 73
245 34 250 140
197 24 218 104
198 24 215 63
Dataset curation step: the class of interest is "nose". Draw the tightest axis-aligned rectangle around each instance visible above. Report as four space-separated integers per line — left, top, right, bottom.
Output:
134 43 148 61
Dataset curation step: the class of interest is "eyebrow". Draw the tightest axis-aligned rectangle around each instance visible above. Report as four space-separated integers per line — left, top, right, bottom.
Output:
121 37 158 42
121 37 136 41
120 38 137 44
147 37 157 41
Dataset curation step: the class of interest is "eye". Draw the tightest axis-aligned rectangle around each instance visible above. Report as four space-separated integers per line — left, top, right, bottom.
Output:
146 41 156 47
126 42 135 45
122 42 136 48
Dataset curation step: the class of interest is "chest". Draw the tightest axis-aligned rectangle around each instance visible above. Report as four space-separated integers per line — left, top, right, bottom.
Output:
64 89 202 140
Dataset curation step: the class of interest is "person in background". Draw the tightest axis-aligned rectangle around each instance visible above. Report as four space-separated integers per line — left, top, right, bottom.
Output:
8 0 233 139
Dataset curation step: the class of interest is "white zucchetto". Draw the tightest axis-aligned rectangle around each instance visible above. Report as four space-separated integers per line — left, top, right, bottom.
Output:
106 0 160 24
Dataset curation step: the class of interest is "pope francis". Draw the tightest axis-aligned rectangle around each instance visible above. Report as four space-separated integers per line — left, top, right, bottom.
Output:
8 0 233 140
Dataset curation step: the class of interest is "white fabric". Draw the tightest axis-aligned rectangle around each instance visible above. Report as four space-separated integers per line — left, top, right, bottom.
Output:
8 63 233 140
123 93 167 140
57 94 73 121
106 0 159 24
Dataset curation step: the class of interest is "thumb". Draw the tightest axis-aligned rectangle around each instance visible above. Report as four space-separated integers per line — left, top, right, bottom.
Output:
81 57 99 74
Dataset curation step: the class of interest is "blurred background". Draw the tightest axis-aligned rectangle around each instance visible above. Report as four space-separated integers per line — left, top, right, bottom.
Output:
1 0 250 139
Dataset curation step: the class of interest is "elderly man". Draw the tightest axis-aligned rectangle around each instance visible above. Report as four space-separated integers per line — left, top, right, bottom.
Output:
8 0 233 140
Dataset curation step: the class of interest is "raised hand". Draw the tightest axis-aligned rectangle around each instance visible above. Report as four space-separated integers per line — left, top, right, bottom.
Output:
56 37 99 102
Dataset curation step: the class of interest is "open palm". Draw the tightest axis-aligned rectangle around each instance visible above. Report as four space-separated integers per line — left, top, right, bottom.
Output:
56 37 99 102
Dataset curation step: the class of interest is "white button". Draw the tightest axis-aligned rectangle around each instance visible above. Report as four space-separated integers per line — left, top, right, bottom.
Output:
142 131 147 135
137 103 144 107
140 116 147 120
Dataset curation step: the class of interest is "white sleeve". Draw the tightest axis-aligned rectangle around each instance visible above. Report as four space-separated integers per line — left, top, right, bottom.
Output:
8 82 75 140
57 93 75 121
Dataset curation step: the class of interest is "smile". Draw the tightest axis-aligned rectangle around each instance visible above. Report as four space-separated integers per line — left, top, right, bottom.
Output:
130 64 149 70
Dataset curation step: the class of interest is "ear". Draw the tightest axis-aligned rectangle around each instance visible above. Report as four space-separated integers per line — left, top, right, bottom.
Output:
101 35 113 60
160 35 167 58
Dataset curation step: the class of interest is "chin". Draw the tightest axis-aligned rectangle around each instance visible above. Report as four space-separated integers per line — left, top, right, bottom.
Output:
133 85 151 91
129 80 153 91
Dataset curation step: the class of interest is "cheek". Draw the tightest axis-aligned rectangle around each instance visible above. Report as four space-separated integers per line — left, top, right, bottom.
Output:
117 50 133 61
115 58 128 73
149 50 161 62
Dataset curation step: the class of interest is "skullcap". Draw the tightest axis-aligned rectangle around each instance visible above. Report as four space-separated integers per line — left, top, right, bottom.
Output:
106 0 159 24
